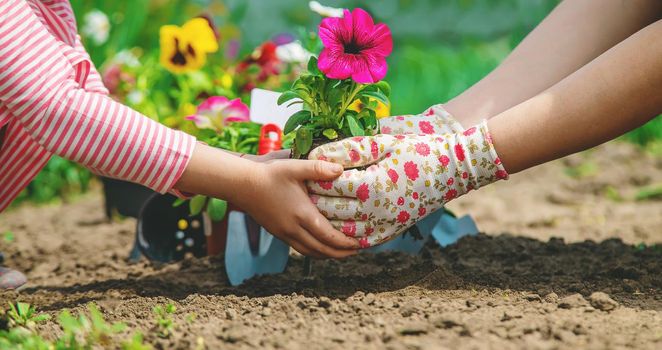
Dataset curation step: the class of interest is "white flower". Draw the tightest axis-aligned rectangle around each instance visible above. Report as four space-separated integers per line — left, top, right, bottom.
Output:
126 90 144 105
82 10 110 45
113 50 140 68
309 1 344 18
276 41 313 64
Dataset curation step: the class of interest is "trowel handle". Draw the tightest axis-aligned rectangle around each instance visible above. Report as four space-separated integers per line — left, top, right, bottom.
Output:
258 124 282 155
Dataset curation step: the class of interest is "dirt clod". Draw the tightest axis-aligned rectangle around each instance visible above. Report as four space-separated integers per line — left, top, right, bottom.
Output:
588 292 619 312
558 294 589 309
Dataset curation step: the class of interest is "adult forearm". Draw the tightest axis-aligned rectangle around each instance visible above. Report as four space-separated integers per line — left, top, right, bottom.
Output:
446 0 662 126
489 19 662 174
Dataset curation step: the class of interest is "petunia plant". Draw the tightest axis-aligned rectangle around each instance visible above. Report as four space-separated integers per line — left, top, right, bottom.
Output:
278 8 393 158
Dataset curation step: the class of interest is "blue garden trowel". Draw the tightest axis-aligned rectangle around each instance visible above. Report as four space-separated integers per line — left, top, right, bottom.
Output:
365 209 479 255
224 211 290 286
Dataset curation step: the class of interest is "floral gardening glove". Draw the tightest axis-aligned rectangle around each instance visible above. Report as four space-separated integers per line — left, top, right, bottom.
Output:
307 121 508 248
380 104 465 135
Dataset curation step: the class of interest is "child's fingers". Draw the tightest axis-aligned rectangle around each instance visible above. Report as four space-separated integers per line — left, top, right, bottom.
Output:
299 207 361 251
290 160 344 181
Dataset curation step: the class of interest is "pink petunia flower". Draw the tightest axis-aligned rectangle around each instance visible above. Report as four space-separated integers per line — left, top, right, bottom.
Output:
404 161 419 181
418 207 427 217
397 197 405 206
316 180 333 190
317 8 393 83
356 183 370 202
186 96 249 131
359 237 371 248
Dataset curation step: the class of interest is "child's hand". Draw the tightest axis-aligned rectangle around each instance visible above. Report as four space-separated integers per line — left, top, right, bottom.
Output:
235 158 360 258
307 122 507 248
243 149 291 162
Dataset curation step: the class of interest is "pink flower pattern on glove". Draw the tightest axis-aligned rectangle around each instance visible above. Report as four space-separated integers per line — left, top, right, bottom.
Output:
307 120 508 248
379 104 465 135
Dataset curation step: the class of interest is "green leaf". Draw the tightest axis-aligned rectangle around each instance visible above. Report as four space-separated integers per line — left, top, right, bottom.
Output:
363 112 378 132
361 91 389 105
295 127 313 157
375 81 391 97
284 110 312 134
172 198 186 208
277 91 300 106
189 195 207 216
327 88 343 109
307 56 320 75
286 100 303 108
322 129 339 140
346 115 365 136
207 198 228 221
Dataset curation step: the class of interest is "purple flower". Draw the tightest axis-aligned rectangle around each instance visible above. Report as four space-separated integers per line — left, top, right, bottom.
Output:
317 8 393 84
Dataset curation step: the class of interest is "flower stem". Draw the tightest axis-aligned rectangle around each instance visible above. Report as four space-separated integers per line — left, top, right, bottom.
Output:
338 82 364 117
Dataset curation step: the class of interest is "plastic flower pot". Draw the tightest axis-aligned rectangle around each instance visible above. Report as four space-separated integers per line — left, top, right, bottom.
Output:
135 195 263 262
136 193 209 262
101 177 156 219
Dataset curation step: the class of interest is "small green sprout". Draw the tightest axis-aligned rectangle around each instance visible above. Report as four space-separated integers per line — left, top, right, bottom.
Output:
153 303 176 338
6 302 51 330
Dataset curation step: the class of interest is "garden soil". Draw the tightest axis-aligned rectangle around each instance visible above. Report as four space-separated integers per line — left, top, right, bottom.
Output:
1 140 661 349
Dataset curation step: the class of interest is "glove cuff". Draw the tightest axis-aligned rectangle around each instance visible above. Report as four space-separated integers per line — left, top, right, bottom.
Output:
452 120 508 194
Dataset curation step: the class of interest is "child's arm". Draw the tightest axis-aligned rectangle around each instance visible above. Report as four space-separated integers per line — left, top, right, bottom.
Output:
0 1 357 257
445 0 662 126
491 18 662 173
176 145 359 258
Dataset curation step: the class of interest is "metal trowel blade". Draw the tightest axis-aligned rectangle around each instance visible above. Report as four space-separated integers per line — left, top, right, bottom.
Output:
224 211 290 286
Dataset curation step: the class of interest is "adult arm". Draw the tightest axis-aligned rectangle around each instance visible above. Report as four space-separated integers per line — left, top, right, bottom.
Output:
445 0 662 126
490 19 662 173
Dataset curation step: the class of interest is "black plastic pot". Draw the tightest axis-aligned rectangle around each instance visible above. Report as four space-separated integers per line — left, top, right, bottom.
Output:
135 193 208 262
101 177 155 219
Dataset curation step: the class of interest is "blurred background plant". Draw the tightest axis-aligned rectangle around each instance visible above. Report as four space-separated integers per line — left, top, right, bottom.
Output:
14 0 661 206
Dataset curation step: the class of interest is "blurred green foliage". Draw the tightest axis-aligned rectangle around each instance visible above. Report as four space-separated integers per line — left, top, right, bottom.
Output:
17 0 661 205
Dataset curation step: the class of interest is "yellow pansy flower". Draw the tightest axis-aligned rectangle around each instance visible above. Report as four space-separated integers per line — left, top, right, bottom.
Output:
349 98 390 119
220 73 233 90
160 18 219 74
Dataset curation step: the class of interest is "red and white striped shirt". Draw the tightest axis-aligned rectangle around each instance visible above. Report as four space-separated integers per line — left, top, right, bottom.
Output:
0 0 196 212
